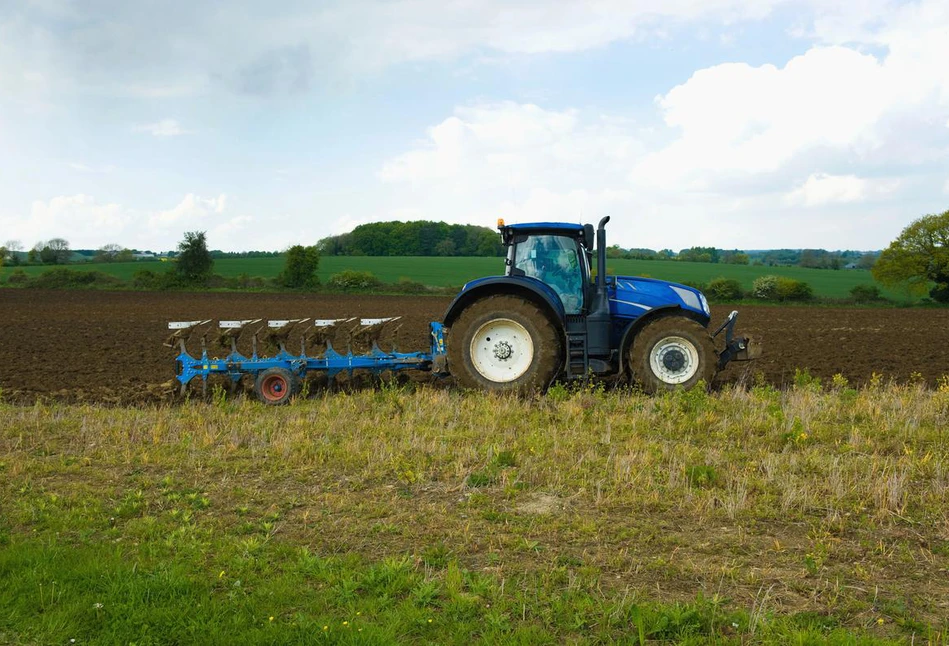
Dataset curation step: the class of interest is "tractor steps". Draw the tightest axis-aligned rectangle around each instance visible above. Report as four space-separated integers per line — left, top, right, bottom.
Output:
565 330 589 380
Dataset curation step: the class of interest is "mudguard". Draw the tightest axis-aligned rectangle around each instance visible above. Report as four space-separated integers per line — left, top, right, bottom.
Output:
442 276 566 329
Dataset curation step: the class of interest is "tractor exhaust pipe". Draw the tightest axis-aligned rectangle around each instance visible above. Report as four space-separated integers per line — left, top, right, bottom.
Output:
585 216 612 357
596 216 610 291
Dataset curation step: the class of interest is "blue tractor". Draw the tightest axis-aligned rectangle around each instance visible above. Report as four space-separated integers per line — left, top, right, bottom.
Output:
169 217 758 403
440 216 758 393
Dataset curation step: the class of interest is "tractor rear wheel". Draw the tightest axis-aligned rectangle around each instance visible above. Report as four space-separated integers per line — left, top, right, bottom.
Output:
447 295 561 393
628 316 716 393
254 367 299 405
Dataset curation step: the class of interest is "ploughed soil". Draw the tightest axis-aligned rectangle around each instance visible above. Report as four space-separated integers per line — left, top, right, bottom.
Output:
2 289 949 403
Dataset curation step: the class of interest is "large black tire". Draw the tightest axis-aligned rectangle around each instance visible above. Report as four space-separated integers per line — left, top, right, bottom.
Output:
628 316 717 394
254 367 300 405
447 295 562 393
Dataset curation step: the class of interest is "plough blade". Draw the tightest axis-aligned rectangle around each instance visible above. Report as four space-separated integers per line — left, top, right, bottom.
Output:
164 320 213 350
217 319 262 354
168 316 445 403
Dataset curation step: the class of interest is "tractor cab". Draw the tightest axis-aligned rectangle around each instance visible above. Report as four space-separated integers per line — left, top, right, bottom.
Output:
501 222 592 315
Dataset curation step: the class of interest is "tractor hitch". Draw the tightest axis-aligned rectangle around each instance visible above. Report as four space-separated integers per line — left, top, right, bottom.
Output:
713 310 761 370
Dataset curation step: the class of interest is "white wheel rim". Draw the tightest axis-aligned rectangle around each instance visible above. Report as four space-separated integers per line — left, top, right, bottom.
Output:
649 336 700 385
469 318 534 383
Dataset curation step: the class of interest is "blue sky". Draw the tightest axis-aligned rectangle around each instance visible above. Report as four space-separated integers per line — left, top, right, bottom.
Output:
1 0 948 252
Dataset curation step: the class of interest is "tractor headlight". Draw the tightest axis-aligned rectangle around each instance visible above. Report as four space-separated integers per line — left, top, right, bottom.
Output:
699 293 710 315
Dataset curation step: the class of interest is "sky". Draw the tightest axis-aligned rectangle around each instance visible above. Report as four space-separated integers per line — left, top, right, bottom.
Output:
1 0 948 253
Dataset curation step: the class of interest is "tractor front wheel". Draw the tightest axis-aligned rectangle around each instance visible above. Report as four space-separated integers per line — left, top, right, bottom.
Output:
447 295 561 393
628 316 716 393
254 367 299 405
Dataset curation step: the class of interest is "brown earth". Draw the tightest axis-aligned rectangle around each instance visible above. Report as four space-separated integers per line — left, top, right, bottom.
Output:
2 289 949 403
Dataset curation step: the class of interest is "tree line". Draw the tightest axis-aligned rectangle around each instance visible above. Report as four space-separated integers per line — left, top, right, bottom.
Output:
604 244 877 269
316 221 503 256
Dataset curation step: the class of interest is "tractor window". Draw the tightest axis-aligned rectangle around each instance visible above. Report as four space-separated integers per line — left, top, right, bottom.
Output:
513 235 584 314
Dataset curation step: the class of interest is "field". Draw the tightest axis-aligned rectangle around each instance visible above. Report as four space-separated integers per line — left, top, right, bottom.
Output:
0 255 901 300
2 289 948 404
2 289 948 644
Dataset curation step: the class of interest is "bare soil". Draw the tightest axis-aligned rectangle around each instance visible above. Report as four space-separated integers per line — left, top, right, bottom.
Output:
2 289 948 402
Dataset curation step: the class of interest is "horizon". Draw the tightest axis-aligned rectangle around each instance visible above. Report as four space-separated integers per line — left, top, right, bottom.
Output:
2 1 948 252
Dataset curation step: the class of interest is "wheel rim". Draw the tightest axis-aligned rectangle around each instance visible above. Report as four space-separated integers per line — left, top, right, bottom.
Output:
469 318 534 383
260 373 289 402
649 336 700 385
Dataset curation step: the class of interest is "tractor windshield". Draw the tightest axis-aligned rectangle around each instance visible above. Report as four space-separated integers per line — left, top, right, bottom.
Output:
512 234 584 314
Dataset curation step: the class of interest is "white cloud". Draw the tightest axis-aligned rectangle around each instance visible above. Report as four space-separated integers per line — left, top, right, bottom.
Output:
135 119 192 137
629 0 949 195
338 0 785 65
0 193 249 250
0 194 129 248
0 0 794 104
381 102 642 192
379 93 940 249
785 173 881 206
149 193 227 228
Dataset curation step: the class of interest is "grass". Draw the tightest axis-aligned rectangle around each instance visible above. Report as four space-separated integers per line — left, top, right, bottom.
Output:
2 379 948 643
1 256 902 300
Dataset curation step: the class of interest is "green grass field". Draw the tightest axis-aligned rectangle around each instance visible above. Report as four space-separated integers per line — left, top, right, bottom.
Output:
1 255 904 300
1 381 947 644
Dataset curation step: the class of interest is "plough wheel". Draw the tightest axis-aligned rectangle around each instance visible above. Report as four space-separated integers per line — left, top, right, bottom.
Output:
447 295 561 393
254 368 299 405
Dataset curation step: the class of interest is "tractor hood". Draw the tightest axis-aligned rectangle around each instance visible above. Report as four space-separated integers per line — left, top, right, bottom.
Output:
608 276 710 322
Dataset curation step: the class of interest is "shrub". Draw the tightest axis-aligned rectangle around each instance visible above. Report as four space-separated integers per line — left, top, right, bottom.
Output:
775 277 813 302
705 277 744 301
28 268 123 289
6 269 29 285
751 275 779 300
328 270 382 291
850 284 882 303
205 274 230 289
233 273 269 289
131 269 183 290
751 275 813 301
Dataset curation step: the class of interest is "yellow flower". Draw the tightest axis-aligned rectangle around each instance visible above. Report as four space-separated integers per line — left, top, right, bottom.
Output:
877 618 885 625
323 625 328 631
269 616 274 622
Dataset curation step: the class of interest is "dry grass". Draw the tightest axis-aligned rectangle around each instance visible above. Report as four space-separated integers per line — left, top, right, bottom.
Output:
2 378 948 641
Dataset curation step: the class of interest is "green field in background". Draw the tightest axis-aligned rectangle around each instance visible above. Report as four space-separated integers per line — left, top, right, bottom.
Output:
0 255 908 300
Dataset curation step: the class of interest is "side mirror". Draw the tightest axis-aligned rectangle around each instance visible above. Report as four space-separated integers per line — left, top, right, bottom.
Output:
583 224 594 250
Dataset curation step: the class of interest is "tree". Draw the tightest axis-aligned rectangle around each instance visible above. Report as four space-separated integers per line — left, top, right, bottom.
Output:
721 250 750 265
95 243 127 263
434 239 456 256
856 253 878 270
2 240 22 266
872 210 949 301
277 245 320 288
174 231 213 284
47 238 71 264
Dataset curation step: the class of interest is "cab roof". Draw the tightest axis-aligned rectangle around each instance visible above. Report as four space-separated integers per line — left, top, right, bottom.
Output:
501 222 586 233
